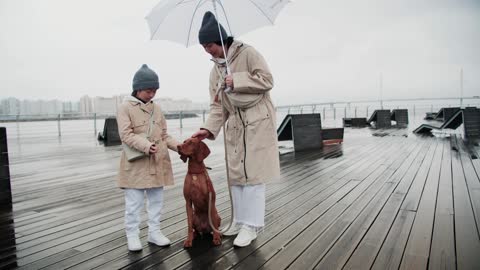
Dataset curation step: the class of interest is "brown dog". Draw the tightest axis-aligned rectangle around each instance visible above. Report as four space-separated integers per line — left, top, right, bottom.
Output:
178 137 221 248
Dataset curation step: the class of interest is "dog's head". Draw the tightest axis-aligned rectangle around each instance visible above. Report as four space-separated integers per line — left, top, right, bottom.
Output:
177 137 210 163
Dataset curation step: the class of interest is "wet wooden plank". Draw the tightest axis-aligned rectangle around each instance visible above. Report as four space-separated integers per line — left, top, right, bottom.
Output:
457 136 480 235
320 140 429 270
285 141 418 269
451 136 480 269
257 138 412 270
342 139 432 270
399 141 443 269
428 139 455 270
372 138 438 270
315 149 425 269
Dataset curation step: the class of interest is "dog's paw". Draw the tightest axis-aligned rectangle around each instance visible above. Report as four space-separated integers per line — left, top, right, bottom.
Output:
184 239 193 248
213 236 222 246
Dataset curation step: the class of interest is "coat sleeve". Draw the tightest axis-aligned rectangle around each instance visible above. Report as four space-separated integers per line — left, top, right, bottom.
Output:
117 104 152 154
159 112 180 151
231 47 274 94
201 68 229 139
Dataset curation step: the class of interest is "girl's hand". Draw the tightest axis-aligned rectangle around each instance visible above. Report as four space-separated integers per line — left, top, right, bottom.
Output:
149 144 158 154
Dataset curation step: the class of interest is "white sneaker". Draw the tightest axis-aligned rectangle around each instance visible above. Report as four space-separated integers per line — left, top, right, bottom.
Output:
127 236 142 251
148 231 171 246
233 225 257 247
223 223 241 236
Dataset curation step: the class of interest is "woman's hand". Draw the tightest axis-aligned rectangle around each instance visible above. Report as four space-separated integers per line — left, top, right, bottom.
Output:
225 75 234 89
191 129 211 141
149 144 158 154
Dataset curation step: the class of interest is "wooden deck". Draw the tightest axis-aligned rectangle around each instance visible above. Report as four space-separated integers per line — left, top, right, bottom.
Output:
1 127 480 269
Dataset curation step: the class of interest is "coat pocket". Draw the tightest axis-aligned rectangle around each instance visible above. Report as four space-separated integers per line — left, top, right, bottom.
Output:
244 103 277 151
132 118 148 133
244 103 270 126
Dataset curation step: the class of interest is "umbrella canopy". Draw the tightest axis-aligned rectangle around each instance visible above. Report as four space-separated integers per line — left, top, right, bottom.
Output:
146 0 289 47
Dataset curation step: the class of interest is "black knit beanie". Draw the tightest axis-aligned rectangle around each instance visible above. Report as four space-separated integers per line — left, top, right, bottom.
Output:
132 64 159 91
198 11 228 44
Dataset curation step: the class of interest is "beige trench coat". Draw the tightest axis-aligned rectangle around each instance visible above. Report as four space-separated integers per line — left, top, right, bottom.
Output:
202 41 280 186
117 97 179 189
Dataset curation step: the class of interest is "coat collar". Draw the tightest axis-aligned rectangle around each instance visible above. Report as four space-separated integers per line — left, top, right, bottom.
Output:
124 96 154 113
211 40 249 67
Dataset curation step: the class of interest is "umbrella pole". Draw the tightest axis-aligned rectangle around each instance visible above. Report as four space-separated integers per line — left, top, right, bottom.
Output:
212 0 231 92
207 0 235 236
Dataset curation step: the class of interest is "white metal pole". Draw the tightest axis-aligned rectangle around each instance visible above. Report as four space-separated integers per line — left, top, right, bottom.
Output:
460 68 463 107
212 0 232 93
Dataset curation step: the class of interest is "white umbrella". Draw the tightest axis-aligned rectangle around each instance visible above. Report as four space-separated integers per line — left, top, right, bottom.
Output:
146 0 290 47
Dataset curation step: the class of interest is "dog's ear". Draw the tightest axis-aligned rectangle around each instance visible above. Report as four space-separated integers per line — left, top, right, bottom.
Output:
195 141 211 162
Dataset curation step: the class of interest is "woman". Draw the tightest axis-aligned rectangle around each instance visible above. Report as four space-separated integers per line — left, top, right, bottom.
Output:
191 12 280 247
117 64 180 251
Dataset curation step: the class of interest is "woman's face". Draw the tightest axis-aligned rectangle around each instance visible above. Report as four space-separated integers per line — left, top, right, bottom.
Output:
136 89 157 103
202 43 224 59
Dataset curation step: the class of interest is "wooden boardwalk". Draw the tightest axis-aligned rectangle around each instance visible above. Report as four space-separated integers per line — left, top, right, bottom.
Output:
1 127 480 269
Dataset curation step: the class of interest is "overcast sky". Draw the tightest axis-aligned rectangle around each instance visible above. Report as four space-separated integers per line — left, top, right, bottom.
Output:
1 0 479 106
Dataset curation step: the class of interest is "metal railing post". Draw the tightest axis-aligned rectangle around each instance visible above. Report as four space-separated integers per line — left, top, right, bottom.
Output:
202 110 206 123
94 113 97 136
323 107 325 120
355 107 357 117
57 114 61 137
334 108 336 120
179 111 183 129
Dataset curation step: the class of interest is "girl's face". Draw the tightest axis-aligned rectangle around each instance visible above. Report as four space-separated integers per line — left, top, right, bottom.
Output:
202 43 224 59
136 89 157 103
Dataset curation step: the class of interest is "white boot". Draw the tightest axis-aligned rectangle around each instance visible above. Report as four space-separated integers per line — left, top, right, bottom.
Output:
233 225 257 247
127 235 142 251
148 230 171 246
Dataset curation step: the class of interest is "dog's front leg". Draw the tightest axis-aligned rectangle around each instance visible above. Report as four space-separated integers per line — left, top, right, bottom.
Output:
207 180 222 246
184 199 194 248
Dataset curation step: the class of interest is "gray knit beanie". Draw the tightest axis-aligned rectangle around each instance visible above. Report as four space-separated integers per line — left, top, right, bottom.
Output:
198 11 228 44
132 64 159 91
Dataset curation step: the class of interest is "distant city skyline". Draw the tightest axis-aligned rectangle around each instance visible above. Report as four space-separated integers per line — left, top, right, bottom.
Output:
0 94 208 116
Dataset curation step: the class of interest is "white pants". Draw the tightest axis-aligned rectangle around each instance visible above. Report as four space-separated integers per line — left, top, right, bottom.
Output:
124 188 164 237
230 184 266 228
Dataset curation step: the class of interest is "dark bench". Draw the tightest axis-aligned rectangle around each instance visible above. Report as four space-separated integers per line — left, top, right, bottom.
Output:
343 118 367 127
98 117 122 146
391 109 409 127
367 110 392 128
277 114 344 151
414 107 480 139
0 127 12 209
